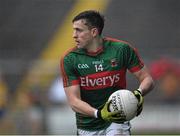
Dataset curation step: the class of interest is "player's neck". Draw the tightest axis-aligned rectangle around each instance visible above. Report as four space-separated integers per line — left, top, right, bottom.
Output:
86 37 103 53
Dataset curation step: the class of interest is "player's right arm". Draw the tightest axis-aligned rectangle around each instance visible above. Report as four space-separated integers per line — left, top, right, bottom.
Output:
64 84 97 117
64 85 124 123
60 54 97 117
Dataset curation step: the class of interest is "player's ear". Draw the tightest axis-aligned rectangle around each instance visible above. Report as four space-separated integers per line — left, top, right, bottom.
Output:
91 27 99 37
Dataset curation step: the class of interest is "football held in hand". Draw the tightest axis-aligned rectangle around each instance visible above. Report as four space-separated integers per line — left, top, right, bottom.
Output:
108 89 138 121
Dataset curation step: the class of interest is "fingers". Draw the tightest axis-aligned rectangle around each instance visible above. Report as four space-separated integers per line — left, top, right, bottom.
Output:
111 117 126 124
136 104 143 116
110 111 126 123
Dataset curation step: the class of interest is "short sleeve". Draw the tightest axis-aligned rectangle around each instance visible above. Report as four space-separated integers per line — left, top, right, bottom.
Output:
60 55 79 87
126 45 144 73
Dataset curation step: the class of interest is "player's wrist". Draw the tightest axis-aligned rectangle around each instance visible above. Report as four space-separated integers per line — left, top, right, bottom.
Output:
94 110 98 118
95 109 103 119
134 88 143 96
137 88 142 94
133 89 144 103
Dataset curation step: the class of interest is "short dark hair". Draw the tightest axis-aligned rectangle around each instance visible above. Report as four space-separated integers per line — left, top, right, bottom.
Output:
72 10 105 35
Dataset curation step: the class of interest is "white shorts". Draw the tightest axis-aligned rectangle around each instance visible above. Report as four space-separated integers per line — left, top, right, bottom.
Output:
77 121 131 136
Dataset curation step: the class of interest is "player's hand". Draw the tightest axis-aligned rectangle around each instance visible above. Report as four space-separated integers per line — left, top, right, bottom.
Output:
97 101 126 123
133 89 144 116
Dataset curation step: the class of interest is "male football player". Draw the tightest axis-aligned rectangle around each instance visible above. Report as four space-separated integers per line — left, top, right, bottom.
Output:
60 10 154 135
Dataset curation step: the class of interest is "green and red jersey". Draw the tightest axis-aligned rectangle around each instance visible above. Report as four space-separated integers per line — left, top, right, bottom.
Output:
60 37 144 131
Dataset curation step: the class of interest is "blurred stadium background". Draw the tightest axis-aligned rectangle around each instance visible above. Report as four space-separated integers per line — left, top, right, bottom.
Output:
0 0 180 135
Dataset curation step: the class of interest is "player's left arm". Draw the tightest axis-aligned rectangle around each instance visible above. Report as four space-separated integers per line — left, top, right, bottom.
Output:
125 44 154 95
132 66 154 116
126 44 154 116
133 65 154 96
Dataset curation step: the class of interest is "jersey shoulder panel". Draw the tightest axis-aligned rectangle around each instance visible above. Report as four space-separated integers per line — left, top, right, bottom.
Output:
61 46 78 60
104 37 131 49
104 37 130 45
103 37 144 72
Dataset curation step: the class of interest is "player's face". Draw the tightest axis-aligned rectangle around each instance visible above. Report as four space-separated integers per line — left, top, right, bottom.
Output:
72 19 95 49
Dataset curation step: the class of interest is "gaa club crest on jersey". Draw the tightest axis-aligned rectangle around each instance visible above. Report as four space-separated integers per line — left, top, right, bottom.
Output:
111 58 118 67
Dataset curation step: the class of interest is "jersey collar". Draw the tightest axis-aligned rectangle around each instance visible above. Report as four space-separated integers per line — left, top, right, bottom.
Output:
86 45 104 56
